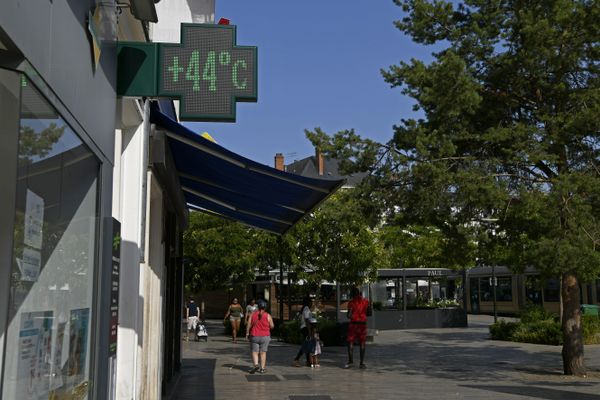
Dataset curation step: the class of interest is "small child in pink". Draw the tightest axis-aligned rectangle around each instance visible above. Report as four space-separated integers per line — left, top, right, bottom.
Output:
309 319 322 368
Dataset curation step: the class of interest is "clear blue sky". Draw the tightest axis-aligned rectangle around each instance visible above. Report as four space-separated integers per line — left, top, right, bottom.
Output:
186 0 437 167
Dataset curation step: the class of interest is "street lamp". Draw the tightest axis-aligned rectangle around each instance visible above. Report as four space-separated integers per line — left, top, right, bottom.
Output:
481 218 499 323
490 267 497 323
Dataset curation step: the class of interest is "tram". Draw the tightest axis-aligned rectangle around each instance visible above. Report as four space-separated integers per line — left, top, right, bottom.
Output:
465 266 600 315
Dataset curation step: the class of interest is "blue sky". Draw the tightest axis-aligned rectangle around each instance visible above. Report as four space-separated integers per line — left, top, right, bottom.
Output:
186 1 438 167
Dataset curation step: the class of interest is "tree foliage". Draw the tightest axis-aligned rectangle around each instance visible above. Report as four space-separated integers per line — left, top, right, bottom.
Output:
293 190 384 286
183 211 268 293
18 123 65 164
307 0 600 375
183 190 384 294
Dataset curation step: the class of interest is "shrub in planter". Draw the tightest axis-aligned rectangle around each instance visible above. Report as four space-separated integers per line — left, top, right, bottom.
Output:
489 320 519 341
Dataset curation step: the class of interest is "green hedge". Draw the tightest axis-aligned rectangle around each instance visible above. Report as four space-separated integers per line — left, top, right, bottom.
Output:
518 305 556 324
279 320 304 344
511 320 562 345
583 315 600 345
279 319 343 346
490 306 600 345
489 320 520 341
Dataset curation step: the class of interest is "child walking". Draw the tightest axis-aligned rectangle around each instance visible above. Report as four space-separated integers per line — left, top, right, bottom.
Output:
308 318 322 368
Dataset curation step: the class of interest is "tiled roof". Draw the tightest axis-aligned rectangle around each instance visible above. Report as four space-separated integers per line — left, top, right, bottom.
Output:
285 155 367 187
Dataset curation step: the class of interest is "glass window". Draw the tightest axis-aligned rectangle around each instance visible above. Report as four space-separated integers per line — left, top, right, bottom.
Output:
480 277 492 302
371 279 401 310
525 275 542 305
496 277 512 302
479 276 512 302
2 75 99 400
405 278 418 307
469 278 480 313
544 278 560 302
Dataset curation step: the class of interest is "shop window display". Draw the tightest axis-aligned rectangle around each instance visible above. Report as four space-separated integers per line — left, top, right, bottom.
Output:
1 74 99 400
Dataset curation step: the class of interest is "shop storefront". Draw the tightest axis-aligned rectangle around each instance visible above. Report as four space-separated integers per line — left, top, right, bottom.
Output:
2 2 343 399
0 1 117 397
0 70 102 399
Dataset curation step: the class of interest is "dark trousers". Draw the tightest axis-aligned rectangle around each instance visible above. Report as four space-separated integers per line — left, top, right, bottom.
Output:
294 327 310 363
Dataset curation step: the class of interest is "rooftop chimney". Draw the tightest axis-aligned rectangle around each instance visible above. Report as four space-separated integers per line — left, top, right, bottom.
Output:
274 153 285 171
316 148 324 176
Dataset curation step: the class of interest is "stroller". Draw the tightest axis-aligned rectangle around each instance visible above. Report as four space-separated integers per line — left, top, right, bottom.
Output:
195 320 208 341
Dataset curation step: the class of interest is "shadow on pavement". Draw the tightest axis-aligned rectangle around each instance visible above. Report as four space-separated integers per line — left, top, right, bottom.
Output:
367 334 560 382
173 358 216 400
461 384 600 400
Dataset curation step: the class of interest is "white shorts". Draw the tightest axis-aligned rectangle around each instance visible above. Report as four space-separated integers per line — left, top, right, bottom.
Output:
187 316 199 330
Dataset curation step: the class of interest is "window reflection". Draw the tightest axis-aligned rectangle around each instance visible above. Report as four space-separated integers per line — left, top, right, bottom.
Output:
2 75 99 400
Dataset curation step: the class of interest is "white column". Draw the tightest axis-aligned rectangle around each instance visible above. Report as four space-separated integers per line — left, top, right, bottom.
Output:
138 173 166 398
115 122 145 400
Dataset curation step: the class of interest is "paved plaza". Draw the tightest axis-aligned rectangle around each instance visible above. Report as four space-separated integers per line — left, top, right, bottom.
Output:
170 315 600 400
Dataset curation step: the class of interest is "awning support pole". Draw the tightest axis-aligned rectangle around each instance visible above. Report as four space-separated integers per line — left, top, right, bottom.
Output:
278 236 284 323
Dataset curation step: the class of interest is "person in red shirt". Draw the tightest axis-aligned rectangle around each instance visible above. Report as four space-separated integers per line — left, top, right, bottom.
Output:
345 287 369 369
245 299 274 374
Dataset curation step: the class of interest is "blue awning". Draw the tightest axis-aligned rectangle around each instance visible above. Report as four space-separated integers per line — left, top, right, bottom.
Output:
150 105 345 235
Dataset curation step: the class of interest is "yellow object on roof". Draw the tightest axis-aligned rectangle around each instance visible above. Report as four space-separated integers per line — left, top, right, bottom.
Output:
200 132 217 143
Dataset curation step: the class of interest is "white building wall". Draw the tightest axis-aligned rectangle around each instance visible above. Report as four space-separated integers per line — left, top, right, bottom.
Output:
115 121 146 400
113 2 216 398
138 175 166 399
152 0 215 120
153 0 215 42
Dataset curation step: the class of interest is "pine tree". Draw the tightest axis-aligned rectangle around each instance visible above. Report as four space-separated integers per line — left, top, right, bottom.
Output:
308 0 600 375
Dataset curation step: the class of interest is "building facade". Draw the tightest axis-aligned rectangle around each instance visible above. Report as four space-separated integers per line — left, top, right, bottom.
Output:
1 2 343 399
0 1 122 398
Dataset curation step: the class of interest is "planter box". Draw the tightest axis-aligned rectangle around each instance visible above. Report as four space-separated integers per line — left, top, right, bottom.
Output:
372 308 467 330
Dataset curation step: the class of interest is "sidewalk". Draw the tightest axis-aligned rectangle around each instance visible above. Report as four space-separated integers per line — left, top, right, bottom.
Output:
171 315 600 400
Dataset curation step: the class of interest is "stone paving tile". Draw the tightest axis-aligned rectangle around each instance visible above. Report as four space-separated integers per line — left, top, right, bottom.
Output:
171 315 600 400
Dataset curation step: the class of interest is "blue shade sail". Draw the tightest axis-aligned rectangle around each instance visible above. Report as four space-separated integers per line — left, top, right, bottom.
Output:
150 105 344 235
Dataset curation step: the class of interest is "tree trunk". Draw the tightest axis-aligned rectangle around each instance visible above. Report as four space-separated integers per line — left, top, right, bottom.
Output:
561 272 586 376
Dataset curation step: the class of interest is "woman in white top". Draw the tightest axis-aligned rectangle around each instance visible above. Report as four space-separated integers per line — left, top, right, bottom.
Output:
245 298 258 326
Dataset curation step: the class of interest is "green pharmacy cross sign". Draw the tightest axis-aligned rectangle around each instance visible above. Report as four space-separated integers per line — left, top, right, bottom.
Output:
117 23 257 122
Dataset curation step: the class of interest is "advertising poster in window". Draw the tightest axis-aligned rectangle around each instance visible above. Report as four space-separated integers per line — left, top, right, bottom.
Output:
15 311 53 399
50 321 67 392
68 308 90 389
24 189 44 250
19 247 42 282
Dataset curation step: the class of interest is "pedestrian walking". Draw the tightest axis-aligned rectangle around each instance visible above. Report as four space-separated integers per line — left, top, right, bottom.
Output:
292 297 313 367
344 287 369 369
224 297 244 343
185 298 200 341
245 298 258 327
246 299 274 374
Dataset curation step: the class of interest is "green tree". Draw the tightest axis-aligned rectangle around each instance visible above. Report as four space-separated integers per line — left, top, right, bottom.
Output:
308 0 600 376
292 190 384 287
380 224 470 269
183 211 267 293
